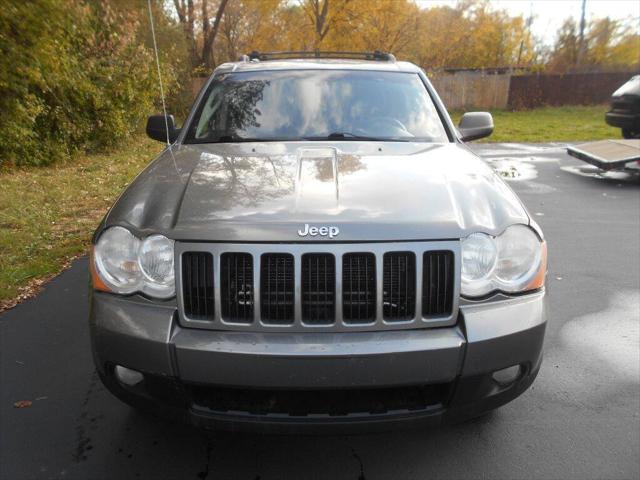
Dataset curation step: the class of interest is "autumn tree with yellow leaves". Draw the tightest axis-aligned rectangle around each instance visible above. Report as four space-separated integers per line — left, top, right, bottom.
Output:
171 0 638 74
547 16 640 73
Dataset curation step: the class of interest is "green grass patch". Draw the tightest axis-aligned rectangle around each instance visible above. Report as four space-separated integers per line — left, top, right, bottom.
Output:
450 105 621 143
0 136 162 308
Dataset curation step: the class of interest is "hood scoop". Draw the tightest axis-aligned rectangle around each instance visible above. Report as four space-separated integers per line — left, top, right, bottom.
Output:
295 147 340 212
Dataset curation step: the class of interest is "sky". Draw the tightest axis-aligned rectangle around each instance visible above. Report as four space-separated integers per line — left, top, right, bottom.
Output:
416 0 640 45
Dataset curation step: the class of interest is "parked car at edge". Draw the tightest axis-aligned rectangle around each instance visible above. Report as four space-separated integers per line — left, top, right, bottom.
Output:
89 52 548 433
606 75 640 139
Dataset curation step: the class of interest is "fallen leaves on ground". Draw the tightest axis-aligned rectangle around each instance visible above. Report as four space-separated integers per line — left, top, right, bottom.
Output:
0 252 83 313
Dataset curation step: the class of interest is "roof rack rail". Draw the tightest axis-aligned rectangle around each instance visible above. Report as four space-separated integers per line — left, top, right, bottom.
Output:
239 50 396 62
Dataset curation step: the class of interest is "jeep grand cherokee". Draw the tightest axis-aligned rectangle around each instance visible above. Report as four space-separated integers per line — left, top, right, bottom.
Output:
89 51 547 432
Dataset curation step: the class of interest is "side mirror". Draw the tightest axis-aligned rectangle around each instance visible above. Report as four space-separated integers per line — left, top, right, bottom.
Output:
458 112 493 142
146 115 180 143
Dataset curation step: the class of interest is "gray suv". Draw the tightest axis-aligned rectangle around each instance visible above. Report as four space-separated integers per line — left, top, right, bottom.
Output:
89 52 547 432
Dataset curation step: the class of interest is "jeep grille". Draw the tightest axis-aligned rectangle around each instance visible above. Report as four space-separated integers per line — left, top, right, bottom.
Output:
177 242 459 332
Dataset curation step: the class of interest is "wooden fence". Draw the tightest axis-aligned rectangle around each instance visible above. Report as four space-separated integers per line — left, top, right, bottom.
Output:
507 72 635 109
430 72 510 110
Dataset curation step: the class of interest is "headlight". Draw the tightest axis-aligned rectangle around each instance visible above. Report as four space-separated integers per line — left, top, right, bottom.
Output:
138 235 175 297
461 233 497 297
461 225 546 298
93 227 141 294
92 227 175 298
494 225 542 291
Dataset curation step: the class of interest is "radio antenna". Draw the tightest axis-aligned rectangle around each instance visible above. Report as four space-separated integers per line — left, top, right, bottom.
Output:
147 0 170 146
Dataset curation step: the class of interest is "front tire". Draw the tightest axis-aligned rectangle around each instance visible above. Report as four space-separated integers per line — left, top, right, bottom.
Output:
622 128 639 139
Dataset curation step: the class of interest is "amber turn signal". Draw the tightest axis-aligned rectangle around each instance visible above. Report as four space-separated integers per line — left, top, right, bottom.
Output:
89 247 111 293
526 240 547 291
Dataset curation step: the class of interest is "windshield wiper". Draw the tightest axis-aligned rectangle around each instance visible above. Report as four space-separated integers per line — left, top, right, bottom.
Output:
303 132 408 141
189 132 414 144
211 134 258 143
206 134 288 143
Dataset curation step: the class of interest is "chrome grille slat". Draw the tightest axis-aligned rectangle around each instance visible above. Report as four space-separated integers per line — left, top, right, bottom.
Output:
252 255 261 323
375 252 384 324
293 252 302 327
176 241 460 332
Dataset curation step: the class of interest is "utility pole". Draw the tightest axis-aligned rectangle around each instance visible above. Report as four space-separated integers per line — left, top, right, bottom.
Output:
577 0 587 66
516 1 534 67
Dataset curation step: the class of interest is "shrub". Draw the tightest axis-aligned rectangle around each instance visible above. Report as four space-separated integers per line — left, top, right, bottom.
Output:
0 0 189 167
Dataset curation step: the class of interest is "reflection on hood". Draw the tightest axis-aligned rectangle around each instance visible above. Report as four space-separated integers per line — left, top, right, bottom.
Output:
104 141 529 242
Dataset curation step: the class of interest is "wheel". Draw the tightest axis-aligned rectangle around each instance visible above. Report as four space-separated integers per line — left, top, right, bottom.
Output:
622 128 639 139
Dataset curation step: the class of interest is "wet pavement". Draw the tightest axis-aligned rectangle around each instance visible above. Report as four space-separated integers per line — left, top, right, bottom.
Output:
1 143 639 480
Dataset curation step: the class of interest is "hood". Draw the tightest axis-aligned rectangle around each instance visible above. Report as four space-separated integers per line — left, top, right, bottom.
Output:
103 141 530 242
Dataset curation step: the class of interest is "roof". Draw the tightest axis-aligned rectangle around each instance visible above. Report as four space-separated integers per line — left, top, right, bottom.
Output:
213 58 423 75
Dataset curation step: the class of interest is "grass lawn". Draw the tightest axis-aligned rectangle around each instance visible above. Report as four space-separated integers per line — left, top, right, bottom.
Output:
0 136 162 310
0 105 624 310
450 105 621 143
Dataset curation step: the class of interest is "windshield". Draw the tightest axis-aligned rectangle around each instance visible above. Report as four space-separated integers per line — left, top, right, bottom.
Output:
185 70 449 143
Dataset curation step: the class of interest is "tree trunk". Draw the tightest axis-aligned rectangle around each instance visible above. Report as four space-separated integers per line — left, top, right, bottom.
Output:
202 0 229 69
173 0 197 68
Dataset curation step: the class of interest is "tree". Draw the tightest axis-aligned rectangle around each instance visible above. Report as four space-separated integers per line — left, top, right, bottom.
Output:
218 0 282 62
350 0 421 55
173 0 552 71
173 0 196 65
301 0 353 49
548 19 580 72
407 0 535 70
548 16 640 72
202 0 229 68
173 0 229 71
0 0 188 166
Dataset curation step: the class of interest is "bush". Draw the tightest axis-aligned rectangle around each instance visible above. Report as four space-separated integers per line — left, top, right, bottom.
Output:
0 0 189 167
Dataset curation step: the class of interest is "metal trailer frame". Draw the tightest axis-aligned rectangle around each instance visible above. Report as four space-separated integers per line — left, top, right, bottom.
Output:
567 139 640 171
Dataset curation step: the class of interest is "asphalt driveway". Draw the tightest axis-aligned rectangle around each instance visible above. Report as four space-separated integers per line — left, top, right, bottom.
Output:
1 143 639 480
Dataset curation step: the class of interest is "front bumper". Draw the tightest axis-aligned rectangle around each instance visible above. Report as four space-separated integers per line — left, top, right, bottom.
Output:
605 110 640 130
90 290 546 432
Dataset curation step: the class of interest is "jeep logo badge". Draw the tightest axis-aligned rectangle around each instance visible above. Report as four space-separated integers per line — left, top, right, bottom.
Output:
297 224 340 239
